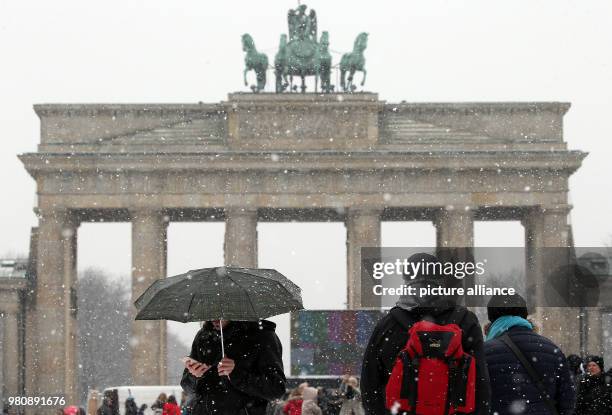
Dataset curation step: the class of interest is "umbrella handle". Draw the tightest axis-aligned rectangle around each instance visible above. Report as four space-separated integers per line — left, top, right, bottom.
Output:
219 320 232 383
219 319 225 358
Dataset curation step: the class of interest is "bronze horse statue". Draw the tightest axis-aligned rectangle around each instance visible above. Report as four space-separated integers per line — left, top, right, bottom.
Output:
242 34 268 93
340 32 369 92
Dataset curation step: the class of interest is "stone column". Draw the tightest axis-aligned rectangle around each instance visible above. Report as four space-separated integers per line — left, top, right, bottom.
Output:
131 209 167 385
434 206 475 307
224 208 258 268
523 205 578 352
62 215 79 404
346 208 381 309
32 208 72 400
434 206 474 249
584 307 604 356
1 296 21 403
158 222 168 384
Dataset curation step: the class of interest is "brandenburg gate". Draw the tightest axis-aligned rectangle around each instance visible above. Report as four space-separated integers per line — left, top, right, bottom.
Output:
15 3 587 409
19 93 585 403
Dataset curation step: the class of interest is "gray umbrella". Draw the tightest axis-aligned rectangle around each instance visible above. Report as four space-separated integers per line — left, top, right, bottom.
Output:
134 266 303 355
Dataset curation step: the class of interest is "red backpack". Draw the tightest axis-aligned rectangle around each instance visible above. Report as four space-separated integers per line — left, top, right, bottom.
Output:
385 309 476 415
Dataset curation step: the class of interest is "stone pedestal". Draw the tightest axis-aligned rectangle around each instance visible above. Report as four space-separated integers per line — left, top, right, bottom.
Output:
225 93 382 151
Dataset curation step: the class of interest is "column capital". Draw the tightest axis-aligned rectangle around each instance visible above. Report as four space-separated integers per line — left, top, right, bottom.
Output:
521 204 572 226
437 204 476 214
35 207 81 229
224 207 258 217
433 205 475 224
0 299 21 315
346 207 383 219
129 207 166 218
540 204 573 215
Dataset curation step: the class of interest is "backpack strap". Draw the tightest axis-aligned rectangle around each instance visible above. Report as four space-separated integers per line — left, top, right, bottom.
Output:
390 306 467 331
389 307 417 331
444 306 467 327
499 334 559 415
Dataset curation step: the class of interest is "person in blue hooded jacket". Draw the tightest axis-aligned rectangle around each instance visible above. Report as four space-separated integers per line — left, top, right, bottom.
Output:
484 293 575 415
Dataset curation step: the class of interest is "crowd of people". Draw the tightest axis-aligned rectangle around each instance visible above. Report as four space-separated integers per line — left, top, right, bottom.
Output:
42 252 609 415
91 392 188 415
177 253 612 414
264 376 365 415
360 252 612 415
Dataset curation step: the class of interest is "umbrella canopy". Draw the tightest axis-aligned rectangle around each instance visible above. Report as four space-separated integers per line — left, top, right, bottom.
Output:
134 266 303 322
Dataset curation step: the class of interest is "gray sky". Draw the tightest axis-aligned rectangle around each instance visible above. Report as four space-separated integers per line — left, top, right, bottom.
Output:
1 0 611 370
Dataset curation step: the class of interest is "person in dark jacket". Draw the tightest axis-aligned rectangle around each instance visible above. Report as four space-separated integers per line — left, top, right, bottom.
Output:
484 293 575 415
568 354 585 385
96 396 114 415
575 355 612 415
125 396 138 415
361 253 491 415
181 319 286 415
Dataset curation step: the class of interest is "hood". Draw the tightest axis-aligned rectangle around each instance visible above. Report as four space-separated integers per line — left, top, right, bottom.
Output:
396 253 459 311
258 319 277 331
302 386 318 402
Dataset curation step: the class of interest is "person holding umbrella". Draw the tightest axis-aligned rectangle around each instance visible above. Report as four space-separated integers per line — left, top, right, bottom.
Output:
180 317 286 414
135 266 303 415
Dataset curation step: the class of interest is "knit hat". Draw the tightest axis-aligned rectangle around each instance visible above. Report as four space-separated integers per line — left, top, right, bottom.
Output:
586 355 604 372
396 253 457 311
487 293 529 323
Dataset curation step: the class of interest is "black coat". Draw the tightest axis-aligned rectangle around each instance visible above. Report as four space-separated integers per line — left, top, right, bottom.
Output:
484 326 576 415
360 305 491 415
97 403 113 415
575 373 612 415
181 320 286 415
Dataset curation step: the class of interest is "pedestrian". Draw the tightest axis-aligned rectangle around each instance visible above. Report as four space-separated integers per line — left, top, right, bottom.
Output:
152 393 167 415
283 387 304 415
180 391 193 415
266 398 285 415
96 396 114 415
318 387 342 414
361 252 491 415
163 395 181 415
181 319 286 415
125 396 138 415
137 404 148 415
301 386 322 415
575 355 612 415
339 377 364 415
484 293 576 415
568 353 585 385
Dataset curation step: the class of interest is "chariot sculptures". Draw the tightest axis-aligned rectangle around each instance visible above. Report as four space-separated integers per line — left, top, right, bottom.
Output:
242 4 368 93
